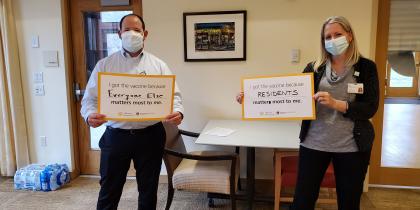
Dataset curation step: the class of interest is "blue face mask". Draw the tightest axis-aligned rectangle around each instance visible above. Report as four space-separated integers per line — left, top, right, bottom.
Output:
324 36 349 56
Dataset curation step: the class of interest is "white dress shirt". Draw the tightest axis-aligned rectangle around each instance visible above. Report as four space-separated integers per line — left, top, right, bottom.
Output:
80 50 184 129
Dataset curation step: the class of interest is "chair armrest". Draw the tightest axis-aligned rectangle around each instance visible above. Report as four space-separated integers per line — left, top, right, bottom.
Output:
179 129 200 138
164 149 238 161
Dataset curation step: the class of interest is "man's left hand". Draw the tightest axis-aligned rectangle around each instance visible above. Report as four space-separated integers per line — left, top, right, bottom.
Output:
164 112 183 126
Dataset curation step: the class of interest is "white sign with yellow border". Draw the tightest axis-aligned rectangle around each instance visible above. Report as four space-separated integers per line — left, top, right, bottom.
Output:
242 73 315 120
98 72 175 121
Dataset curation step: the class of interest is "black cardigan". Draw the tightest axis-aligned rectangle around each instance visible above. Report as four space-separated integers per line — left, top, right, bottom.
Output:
299 57 379 152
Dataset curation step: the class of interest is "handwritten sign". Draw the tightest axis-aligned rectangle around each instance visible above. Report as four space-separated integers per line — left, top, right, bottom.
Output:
242 73 315 120
98 72 175 121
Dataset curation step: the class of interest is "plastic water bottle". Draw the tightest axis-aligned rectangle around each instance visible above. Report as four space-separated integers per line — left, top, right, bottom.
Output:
15 163 70 191
40 170 50 191
24 170 35 190
14 169 25 190
31 170 42 191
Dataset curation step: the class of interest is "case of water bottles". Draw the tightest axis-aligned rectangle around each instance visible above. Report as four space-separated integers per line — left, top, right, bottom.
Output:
14 163 70 191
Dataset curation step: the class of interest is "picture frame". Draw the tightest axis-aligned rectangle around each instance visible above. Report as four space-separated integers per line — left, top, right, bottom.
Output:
183 10 247 62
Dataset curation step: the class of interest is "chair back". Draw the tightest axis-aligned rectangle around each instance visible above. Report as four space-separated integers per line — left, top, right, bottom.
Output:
163 123 186 177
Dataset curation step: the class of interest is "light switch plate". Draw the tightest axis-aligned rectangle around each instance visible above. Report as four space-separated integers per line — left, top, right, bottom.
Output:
43 50 59 67
33 72 43 83
40 136 47 147
291 49 300 63
31 35 39 48
34 84 45 96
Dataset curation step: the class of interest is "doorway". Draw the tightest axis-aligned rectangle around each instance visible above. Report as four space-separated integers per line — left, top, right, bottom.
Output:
68 0 142 175
371 0 420 186
383 50 420 169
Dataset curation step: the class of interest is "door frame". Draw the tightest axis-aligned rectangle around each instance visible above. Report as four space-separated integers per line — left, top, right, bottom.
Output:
371 0 420 186
61 0 80 179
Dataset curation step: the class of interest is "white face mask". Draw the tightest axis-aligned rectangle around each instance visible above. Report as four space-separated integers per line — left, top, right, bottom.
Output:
324 36 349 56
121 30 144 53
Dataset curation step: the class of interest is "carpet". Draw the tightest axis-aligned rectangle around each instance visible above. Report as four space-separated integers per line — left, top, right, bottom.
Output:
1 177 420 210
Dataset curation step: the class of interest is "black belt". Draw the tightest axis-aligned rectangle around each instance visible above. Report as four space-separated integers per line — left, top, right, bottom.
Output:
106 122 162 135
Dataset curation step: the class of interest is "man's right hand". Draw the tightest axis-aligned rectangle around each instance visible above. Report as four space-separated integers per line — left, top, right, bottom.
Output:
235 92 244 104
87 113 107 128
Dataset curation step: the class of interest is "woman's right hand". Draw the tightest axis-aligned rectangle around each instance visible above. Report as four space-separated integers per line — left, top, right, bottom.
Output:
235 92 244 104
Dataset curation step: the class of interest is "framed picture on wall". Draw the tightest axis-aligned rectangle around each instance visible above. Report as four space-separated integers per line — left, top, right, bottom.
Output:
183 10 247 62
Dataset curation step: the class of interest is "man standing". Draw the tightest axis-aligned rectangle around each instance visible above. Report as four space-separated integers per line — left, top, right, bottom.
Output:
80 14 183 210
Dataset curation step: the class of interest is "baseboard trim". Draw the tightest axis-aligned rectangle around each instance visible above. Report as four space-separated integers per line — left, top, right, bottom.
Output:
369 184 420 190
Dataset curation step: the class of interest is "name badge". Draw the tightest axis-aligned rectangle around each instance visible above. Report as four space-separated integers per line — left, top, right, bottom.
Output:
348 83 364 94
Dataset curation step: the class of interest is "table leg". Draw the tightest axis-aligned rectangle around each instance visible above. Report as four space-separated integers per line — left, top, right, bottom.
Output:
274 151 282 210
247 147 255 210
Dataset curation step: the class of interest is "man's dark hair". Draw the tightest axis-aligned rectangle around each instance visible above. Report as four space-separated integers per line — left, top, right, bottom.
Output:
119 14 145 31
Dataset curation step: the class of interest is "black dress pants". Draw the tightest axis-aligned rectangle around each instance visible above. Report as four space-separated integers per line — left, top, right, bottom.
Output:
97 122 166 210
291 146 371 210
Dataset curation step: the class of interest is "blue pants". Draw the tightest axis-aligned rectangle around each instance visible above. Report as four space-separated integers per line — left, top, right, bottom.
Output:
291 146 371 210
97 122 166 210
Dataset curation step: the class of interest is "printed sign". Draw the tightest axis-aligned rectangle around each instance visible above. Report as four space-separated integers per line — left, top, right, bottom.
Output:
98 72 175 121
242 73 315 120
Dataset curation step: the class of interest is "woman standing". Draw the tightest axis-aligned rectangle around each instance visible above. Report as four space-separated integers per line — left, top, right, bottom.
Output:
291 16 379 210
235 16 379 210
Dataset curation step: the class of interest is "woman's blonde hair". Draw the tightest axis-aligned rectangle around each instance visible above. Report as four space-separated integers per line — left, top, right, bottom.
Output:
313 16 361 71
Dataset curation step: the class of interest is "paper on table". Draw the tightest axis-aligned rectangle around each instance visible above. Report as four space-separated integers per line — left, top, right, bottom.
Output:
204 127 236 137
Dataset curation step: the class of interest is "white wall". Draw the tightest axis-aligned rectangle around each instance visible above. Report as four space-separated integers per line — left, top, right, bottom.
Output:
13 0 73 170
143 0 377 179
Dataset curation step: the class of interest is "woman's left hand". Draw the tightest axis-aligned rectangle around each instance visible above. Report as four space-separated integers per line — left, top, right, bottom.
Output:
314 91 337 109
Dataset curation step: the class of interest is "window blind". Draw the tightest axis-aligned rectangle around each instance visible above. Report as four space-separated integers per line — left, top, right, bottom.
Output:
388 0 420 51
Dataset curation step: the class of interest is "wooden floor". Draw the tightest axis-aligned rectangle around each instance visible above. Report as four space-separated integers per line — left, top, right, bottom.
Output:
382 103 420 168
